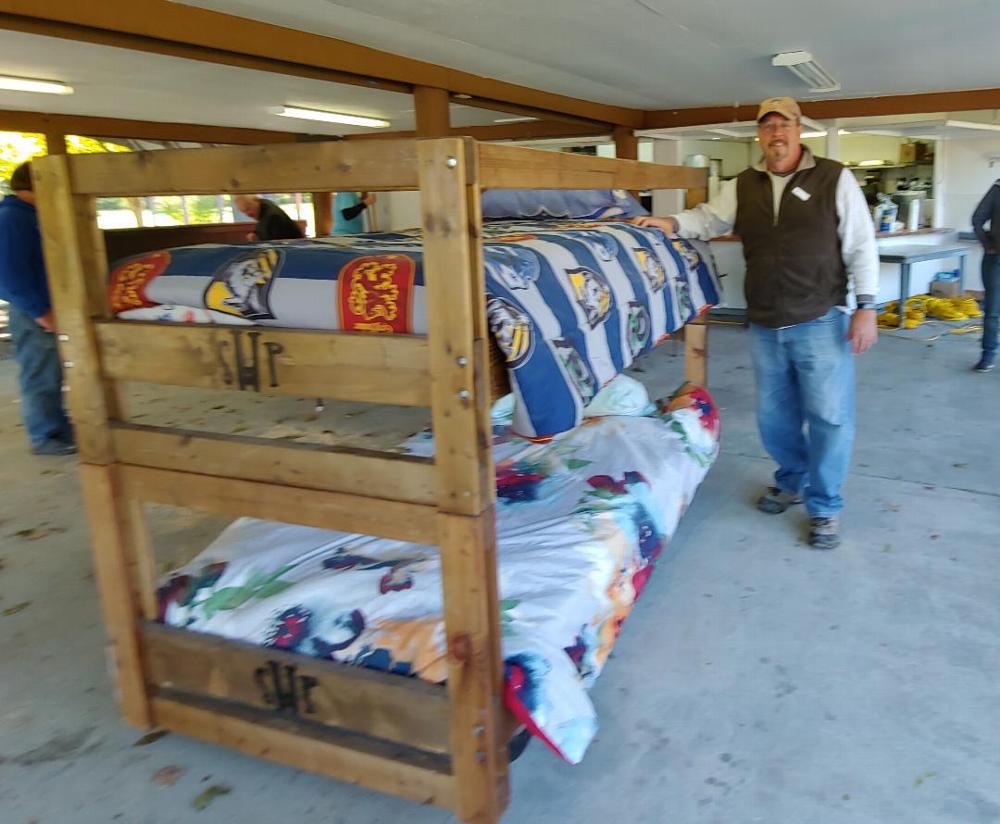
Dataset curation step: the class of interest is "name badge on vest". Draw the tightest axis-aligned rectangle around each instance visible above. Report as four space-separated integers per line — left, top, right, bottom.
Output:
791 186 811 201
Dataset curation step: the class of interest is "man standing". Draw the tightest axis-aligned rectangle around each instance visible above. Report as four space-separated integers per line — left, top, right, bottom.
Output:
0 161 75 456
233 195 304 241
970 178 999 372
633 96 878 549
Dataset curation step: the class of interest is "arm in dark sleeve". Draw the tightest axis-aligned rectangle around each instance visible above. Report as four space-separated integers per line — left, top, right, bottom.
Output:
0 213 51 317
972 182 998 249
340 202 368 221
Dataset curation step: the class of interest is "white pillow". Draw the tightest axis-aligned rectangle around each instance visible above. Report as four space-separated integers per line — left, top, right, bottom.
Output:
583 375 653 418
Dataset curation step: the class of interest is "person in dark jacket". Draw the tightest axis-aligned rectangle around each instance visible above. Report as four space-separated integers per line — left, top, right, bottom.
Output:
632 97 879 549
233 195 304 241
971 179 1000 372
333 192 376 234
0 161 75 455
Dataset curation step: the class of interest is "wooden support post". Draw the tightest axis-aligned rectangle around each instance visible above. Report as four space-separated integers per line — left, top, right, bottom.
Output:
311 191 332 237
415 86 451 138
78 464 154 728
32 155 120 461
613 125 638 160
418 137 507 824
683 315 708 386
685 169 709 209
33 155 156 728
45 132 67 155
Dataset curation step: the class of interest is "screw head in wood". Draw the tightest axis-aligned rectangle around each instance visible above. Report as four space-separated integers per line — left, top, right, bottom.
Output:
456 356 468 367
457 389 470 401
63 361 74 368
58 334 70 342
446 156 458 168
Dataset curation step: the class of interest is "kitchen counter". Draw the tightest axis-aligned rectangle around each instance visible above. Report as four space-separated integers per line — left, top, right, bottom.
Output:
875 227 953 239
709 228 954 243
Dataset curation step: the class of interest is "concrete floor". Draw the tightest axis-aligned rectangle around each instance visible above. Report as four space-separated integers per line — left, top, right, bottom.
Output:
1 322 998 824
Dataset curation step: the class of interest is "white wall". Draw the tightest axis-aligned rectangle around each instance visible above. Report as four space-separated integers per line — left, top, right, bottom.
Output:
936 134 1000 290
678 139 752 178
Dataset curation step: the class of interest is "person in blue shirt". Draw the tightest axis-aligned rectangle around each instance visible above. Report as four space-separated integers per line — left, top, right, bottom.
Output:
0 161 75 455
971 178 1000 372
333 192 376 234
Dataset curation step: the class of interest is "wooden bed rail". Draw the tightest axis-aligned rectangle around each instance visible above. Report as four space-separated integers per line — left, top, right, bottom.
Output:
32 136 709 824
60 135 707 195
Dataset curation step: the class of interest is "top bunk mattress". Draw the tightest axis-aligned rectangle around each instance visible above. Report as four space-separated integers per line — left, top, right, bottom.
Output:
109 220 720 437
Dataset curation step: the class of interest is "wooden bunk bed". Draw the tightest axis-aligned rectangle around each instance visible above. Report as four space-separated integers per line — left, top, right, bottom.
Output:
32 137 709 824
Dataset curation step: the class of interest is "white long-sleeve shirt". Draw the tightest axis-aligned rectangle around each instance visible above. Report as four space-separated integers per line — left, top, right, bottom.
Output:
673 151 880 304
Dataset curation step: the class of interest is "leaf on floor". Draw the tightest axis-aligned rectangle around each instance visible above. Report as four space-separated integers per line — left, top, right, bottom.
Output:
192 784 232 811
913 771 937 787
3 601 30 616
133 730 170 747
152 765 186 786
12 526 66 541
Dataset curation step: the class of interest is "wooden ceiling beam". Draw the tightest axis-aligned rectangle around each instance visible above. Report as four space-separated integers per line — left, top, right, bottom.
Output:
0 0 641 127
343 120 610 143
0 108 298 144
643 87 1000 129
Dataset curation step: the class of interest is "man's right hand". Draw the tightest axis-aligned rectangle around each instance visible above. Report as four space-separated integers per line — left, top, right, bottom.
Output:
34 311 55 333
630 216 679 234
361 192 377 206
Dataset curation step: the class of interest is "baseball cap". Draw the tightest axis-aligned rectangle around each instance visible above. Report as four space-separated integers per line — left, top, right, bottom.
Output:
757 96 801 122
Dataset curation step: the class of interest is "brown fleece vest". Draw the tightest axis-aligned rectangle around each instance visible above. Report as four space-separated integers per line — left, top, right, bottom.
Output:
734 156 847 327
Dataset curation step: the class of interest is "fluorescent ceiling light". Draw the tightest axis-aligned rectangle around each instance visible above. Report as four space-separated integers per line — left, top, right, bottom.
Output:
772 51 841 93
274 106 390 128
493 116 538 124
858 159 886 167
801 130 827 138
707 127 748 138
0 75 73 95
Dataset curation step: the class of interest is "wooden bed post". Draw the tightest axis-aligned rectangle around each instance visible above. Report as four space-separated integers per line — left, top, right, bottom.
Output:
311 191 333 236
32 155 155 730
418 137 508 824
683 175 709 386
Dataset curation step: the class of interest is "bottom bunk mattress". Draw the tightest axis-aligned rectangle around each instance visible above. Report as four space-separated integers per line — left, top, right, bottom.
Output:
157 382 720 764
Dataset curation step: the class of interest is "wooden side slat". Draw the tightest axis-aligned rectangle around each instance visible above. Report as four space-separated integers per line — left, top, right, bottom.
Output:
479 142 708 191
68 140 420 195
111 423 437 506
151 695 455 809
95 321 432 407
143 623 451 754
119 465 439 545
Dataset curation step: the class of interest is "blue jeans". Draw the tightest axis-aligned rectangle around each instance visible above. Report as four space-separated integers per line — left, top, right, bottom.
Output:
8 304 72 448
982 253 1000 358
750 308 855 517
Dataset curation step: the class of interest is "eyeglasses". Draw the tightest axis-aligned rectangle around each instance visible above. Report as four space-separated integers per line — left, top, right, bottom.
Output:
758 120 798 133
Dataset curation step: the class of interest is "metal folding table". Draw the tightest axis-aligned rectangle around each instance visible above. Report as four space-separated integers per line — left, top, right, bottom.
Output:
878 243 974 327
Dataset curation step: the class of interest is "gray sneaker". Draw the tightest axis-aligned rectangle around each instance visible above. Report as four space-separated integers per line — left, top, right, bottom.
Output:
809 516 840 550
973 355 995 373
757 486 803 514
32 438 77 457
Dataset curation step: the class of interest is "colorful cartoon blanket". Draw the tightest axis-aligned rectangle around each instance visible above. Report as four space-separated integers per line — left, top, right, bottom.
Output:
157 383 720 764
110 221 719 437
